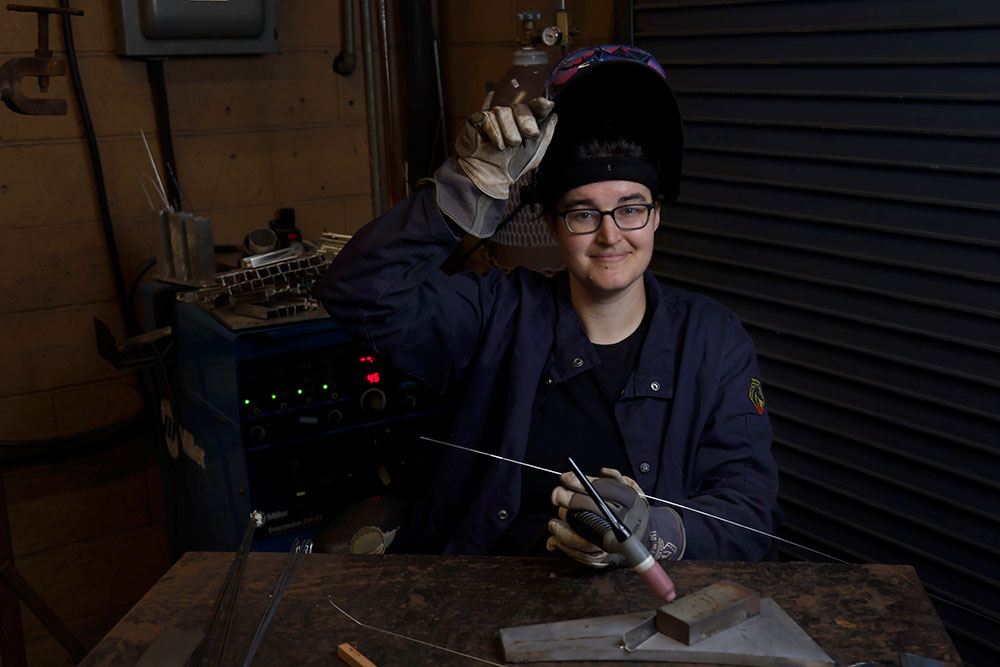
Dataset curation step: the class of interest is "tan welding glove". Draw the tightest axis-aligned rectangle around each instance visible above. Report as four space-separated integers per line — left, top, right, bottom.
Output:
456 96 556 200
428 95 556 238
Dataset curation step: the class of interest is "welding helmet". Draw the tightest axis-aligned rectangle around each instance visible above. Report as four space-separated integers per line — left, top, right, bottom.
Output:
535 45 683 210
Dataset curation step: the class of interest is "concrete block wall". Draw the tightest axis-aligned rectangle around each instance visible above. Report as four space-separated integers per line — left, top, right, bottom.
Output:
1 1 371 662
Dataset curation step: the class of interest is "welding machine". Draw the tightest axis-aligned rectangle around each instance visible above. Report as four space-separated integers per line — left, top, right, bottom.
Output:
144 282 445 557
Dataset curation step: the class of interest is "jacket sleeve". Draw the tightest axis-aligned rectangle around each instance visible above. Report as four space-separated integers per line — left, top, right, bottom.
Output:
672 316 781 561
318 186 491 393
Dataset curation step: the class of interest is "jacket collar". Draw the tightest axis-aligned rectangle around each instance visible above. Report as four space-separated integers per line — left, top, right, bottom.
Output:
545 272 676 398
630 273 676 399
547 274 600 382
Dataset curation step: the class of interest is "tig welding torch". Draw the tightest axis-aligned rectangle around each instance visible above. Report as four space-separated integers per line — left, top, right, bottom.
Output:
566 458 677 603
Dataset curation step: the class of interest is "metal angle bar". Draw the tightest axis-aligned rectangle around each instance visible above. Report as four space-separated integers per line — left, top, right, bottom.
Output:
215 523 257 665
191 511 261 666
774 438 1000 552
0 560 86 662
242 539 311 667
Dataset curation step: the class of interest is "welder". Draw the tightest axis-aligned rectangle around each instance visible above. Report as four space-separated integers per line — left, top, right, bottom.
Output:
319 45 782 568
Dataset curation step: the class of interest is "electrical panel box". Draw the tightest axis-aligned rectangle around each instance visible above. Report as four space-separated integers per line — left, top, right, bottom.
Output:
112 0 280 57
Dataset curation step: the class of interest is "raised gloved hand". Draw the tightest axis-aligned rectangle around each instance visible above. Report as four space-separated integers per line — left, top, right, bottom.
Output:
546 467 685 568
456 96 556 199
427 96 556 238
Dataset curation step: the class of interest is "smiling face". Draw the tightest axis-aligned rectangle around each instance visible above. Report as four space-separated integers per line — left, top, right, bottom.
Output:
549 179 660 305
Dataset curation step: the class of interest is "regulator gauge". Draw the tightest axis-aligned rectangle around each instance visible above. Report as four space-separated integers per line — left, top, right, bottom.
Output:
541 25 563 47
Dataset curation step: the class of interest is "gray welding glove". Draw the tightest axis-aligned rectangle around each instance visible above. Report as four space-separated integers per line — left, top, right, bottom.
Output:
547 468 685 568
427 96 556 238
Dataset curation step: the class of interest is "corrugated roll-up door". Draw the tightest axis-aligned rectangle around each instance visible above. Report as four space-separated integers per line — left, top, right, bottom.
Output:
629 1 1000 663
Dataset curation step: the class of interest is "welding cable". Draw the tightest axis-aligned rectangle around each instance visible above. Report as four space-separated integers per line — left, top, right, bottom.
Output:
58 0 134 336
145 59 182 211
328 597 506 667
0 412 146 465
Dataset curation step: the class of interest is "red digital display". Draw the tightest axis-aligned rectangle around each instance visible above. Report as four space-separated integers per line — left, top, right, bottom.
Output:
360 356 375 363
366 372 380 384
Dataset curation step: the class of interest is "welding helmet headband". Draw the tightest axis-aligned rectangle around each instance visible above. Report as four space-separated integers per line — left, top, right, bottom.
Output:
534 45 683 211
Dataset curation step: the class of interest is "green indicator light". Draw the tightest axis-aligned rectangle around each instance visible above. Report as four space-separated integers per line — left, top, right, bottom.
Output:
244 399 250 405
271 394 277 400
322 384 329 390
297 389 303 395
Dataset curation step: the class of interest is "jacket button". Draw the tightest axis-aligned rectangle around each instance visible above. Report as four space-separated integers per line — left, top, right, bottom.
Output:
572 357 584 368
497 509 508 520
650 381 660 391
639 462 651 474
545 377 554 386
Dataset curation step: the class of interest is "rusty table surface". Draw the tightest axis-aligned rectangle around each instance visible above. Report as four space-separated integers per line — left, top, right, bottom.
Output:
81 552 960 666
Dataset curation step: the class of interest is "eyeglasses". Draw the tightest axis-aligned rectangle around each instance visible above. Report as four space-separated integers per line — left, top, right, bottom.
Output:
557 203 656 234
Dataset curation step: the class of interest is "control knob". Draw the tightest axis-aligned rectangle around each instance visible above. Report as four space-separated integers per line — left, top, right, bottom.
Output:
360 388 387 413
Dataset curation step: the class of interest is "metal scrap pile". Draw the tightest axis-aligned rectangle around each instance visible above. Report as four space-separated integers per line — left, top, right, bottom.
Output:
192 232 353 322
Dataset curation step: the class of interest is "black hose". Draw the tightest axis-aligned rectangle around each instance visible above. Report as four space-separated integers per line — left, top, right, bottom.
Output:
567 509 614 546
0 411 147 465
60 0 136 336
127 257 157 332
145 58 182 210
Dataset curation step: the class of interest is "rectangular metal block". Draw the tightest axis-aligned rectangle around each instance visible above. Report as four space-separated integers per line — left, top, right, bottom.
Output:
656 580 760 645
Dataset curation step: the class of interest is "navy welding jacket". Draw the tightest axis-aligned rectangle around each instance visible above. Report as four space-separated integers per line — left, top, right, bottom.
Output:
319 186 782 560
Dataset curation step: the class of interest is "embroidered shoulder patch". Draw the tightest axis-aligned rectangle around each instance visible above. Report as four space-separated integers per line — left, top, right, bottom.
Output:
749 377 766 415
